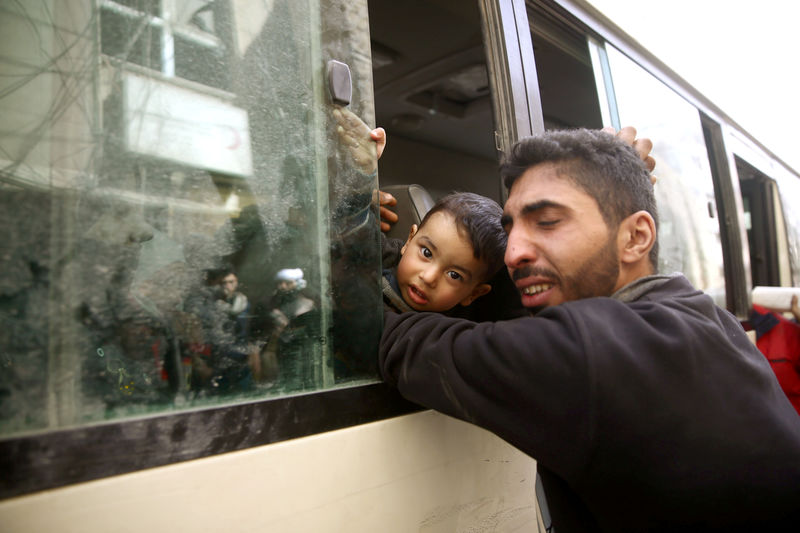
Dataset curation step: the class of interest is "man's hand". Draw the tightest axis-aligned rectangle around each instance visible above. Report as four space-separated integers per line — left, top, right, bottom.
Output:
791 294 800 323
603 126 657 184
332 107 397 231
371 127 386 160
376 190 398 232
333 107 381 174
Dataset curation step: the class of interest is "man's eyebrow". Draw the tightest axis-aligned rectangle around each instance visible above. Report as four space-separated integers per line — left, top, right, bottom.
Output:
520 199 564 215
501 200 565 227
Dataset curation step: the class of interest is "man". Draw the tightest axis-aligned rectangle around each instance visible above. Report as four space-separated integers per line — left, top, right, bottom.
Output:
379 129 800 531
263 268 318 389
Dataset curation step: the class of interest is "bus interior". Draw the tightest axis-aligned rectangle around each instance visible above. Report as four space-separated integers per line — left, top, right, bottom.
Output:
370 0 603 203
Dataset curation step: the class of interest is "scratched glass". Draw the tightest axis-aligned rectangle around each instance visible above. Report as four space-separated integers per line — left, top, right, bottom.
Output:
605 45 727 307
0 0 381 436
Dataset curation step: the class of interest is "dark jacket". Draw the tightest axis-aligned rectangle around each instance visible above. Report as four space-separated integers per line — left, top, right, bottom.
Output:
379 274 800 531
381 234 414 313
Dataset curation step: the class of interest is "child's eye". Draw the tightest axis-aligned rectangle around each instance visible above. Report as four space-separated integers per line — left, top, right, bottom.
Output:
420 246 433 259
446 271 463 281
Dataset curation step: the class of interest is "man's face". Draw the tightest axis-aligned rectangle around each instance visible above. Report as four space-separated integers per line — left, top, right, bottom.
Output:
277 279 297 293
501 163 621 312
220 273 238 298
396 211 490 312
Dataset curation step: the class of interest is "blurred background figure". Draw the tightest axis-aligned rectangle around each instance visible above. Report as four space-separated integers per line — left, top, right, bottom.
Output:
749 293 800 415
260 268 318 390
186 266 256 396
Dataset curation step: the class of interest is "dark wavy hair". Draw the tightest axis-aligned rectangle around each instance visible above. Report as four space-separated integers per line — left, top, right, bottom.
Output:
419 192 506 281
500 128 659 268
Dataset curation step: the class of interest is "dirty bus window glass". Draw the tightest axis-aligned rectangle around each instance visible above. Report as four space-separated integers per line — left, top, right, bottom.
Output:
0 0 381 437
602 45 726 307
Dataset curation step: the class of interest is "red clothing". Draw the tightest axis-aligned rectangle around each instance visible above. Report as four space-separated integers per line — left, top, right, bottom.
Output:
752 304 800 415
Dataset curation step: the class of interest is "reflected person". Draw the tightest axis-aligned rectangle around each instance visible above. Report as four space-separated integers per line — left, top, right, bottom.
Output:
261 268 318 389
186 266 255 395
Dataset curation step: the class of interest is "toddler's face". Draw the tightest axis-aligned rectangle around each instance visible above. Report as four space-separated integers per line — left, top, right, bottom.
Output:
396 211 490 312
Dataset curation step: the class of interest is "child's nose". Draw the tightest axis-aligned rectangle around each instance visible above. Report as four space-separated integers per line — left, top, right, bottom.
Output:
419 266 438 286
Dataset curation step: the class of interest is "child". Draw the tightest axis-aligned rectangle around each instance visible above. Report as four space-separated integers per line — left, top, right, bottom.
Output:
382 192 507 315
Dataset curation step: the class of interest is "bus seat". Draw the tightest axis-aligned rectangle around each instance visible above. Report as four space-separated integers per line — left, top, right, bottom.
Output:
380 184 435 241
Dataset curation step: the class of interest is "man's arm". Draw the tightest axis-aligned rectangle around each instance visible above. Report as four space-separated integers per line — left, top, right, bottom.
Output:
379 308 593 472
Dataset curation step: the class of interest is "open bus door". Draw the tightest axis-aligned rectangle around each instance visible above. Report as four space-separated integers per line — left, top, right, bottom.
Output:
737 156 793 288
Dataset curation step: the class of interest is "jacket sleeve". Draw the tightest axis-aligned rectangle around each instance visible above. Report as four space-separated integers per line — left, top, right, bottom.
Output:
379 308 594 474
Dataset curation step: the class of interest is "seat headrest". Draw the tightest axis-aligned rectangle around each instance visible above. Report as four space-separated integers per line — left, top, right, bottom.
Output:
380 184 436 241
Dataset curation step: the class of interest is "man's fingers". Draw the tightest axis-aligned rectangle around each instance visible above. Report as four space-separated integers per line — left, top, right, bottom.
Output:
606 125 657 174
615 125 637 145
334 107 371 137
378 190 397 207
371 127 386 160
380 205 399 224
633 137 654 167
378 190 398 232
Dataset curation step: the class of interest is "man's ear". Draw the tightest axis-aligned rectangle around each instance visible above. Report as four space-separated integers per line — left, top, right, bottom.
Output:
400 224 418 255
459 283 492 306
618 210 656 265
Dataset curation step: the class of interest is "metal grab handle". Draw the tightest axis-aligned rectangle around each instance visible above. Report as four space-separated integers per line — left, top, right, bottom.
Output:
327 60 352 106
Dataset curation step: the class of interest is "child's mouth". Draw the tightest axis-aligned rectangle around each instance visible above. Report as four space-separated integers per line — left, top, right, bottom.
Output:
406 284 428 306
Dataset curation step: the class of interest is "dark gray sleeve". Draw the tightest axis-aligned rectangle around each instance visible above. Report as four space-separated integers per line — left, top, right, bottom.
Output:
379 308 594 475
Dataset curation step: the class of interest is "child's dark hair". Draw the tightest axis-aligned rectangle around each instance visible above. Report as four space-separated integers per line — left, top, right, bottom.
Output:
419 192 506 280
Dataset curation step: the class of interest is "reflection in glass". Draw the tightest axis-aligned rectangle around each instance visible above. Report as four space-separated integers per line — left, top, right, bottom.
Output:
0 0 381 436
605 46 726 305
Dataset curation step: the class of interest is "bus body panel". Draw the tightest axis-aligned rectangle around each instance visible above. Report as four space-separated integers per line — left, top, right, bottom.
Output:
0 411 537 532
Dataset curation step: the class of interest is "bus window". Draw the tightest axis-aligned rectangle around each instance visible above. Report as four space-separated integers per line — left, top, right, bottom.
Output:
368 0 502 202
598 45 726 307
0 0 381 438
775 171 800 285
527 4 604 130
736 156 793 288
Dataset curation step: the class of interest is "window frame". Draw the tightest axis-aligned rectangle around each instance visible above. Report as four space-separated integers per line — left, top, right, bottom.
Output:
0 0 537 501
0 383 420 499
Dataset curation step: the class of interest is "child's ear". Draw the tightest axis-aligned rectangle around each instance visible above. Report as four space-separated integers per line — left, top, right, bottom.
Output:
400 224 418 255
459 283 492 306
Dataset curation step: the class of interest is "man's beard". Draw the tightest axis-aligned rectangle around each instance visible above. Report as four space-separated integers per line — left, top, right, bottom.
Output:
515 236 620 315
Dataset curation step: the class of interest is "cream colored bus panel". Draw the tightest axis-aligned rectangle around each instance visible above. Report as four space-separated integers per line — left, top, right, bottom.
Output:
0 411 538 532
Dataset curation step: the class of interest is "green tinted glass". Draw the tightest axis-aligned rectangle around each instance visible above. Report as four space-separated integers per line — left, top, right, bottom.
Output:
0 0 381 436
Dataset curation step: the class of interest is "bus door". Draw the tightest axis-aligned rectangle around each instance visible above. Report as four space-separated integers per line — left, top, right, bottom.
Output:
736 156 793 289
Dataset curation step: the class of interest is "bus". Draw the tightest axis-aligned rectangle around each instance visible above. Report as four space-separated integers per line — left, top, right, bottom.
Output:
1 0 798 531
